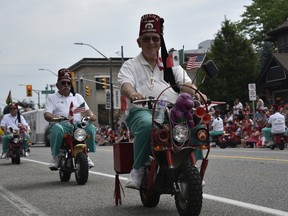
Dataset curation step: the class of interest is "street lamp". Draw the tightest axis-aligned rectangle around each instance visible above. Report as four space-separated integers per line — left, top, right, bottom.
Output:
74 42 114 130
38 68 57 76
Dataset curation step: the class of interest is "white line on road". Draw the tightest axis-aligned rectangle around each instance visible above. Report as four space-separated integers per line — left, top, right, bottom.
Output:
22 158 288 216
0 185 48 216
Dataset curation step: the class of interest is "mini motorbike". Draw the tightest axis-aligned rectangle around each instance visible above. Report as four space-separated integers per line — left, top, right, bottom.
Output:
113 85 211 215
50 116 90 185
270 133 287 150
6 125 26 164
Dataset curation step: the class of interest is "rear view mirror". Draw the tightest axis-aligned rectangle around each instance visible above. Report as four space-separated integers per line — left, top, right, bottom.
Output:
202 60 218 78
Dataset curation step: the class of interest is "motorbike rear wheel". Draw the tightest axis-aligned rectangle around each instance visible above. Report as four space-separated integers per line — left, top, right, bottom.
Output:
175 163 202 216
75 152 89 185
59 170 71 182
279 141 285 150
140 168 160 207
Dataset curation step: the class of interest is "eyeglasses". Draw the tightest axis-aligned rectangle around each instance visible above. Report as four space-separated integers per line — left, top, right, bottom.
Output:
60 81 72 86
141 36 160 43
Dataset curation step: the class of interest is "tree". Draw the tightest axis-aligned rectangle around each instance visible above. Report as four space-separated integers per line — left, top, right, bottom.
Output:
238 0 288 50
201 19 258 105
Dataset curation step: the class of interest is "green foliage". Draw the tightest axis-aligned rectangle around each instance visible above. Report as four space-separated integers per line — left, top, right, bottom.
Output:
238 0 288 49
201 19 259 105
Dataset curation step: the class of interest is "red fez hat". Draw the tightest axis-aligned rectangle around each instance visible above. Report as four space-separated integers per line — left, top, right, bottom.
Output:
139 14 161 36
58 68 72 81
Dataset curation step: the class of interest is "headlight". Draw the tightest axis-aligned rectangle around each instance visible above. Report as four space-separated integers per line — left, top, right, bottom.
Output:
173 125 189 143
13 137 19 143
74 128 87 142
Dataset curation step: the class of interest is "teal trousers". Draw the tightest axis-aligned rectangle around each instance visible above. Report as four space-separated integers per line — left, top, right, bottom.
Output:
49 122 97 157
262 127 287 142
2 133 30 153
126 108 203 169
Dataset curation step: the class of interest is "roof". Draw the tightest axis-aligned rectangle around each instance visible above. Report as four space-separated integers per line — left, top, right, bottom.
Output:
267 19 288 36
257 53 288 86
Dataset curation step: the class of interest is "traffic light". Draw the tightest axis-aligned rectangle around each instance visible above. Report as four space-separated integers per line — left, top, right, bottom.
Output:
85 85 90 96
102 77 107 90
26 85 32 97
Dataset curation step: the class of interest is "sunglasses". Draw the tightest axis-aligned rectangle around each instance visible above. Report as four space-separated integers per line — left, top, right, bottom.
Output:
10 108 17 110
142 36 160 43
60 81 72 86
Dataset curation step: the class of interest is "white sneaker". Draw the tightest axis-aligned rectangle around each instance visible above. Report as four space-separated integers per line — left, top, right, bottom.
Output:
24 151 29 157
1 152 7 159
49 156 59 170
125 168 144 190
87 157 94 168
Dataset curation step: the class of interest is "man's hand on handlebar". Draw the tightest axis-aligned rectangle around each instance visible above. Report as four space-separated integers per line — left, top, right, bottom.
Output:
129 92 146 102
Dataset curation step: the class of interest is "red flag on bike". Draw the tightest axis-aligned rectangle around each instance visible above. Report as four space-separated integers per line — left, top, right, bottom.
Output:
68 101 74 124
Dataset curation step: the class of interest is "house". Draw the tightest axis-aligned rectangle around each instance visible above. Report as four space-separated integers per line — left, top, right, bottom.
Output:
257 19 288 105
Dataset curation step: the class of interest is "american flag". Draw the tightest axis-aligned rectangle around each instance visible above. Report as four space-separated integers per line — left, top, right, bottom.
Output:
186 54 206 70
74 102 85 113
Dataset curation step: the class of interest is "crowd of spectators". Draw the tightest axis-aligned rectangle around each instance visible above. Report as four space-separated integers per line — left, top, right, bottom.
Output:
210 97 288 148
95 96 288 149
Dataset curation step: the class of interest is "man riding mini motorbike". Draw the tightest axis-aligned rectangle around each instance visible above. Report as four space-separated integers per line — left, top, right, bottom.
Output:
1 102 31 162
116 13 216 216
261 105 287 150
44 68 97 177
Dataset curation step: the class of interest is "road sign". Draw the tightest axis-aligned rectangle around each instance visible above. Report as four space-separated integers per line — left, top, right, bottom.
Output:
41 90 55 94
105 90 111 109
248 83 256 101
113 89 121 109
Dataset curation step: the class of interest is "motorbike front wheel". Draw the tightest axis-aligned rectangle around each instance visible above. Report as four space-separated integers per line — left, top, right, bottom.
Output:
75 152 89 185
11 149 21 164
175 163 202 216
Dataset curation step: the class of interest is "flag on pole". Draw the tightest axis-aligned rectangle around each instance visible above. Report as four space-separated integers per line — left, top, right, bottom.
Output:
68 101 74 124
74 102 85 113
166 49 184 68
186 54 206 70
6 90 12 105
156 52 163 70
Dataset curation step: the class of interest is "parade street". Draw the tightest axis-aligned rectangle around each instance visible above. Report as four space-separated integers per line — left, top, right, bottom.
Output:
0 145 288 216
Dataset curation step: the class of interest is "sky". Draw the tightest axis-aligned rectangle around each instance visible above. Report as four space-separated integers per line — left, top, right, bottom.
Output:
0 0 252 111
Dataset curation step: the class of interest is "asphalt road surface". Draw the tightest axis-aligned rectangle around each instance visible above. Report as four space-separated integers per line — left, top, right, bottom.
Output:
0 144 288 216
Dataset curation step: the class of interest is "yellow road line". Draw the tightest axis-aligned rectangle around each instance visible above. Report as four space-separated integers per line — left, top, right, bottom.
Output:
210 155 288 162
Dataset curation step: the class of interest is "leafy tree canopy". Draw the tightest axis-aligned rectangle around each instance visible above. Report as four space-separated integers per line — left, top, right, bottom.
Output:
238 0 288 49
201 19 258 105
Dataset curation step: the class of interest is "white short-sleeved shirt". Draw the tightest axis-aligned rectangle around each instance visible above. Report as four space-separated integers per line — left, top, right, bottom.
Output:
1 113 29 132
212 117 224 131
268 112 286 134
44 92 88 123
118 53 192 111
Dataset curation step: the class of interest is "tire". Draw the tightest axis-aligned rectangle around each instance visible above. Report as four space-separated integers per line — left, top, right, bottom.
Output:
75 152 89 185
14 149 21 165
44 126 50 147
140 168 160 207
218 142 226 149
175 163 202 216
59 170 71 182
271 144 275 150
279 141 285 150
59 158 71 182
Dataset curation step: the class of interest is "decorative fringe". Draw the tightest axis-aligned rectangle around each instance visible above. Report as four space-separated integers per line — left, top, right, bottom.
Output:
114 173 124 205
199 158 208 181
